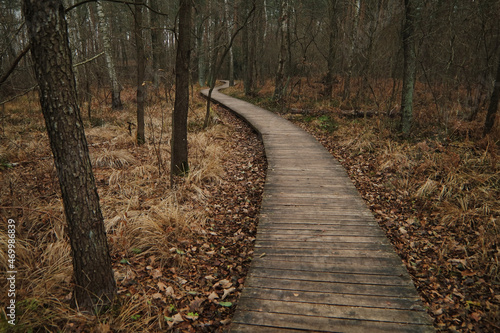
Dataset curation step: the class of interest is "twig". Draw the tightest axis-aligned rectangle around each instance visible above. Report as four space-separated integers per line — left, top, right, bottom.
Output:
66 0 170 17
73 52 104 68
0 44 31 88
0 85 38 106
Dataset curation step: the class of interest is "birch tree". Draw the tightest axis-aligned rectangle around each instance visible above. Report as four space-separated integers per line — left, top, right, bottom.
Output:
96 0 122 109
135 0 146 144
224 0 234 86
401 0 417 135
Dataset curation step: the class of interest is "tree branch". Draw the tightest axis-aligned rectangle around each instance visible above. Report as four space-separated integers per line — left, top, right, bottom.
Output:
73 51 105 67
0 44 31 88
66 0 170 17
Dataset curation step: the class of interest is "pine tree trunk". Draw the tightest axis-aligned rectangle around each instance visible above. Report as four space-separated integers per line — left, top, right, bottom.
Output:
135 0 146 144
171 0 191 180
401 0 416 136
484 56 500 136
96 0 122 109
22 0 116 311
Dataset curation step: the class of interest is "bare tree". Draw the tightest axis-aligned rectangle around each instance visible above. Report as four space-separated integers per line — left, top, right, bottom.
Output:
484 56 500 136
22 0 116 311
171 0 192 180
135 0 146 144
273 0 290 101
96 0 123 109
224 0 235 86
323 0 338 98
401 0 417 136
343 0 361 101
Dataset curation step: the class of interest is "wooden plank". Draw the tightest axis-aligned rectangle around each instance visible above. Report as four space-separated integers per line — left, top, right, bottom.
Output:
258 214 379 225
231 312 434 333
253 247 399 259
240 287 423 309
246 268 414 287
244 276 415 297
257 226 383 236
256 234 390 244
236 298 432 324
254 240 393 251
229 324 324 333
250 258 408 275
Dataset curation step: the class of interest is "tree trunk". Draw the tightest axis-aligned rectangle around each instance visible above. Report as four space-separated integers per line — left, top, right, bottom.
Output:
171 0 191 180
196 18 206 86
401 0 416 136
65 0 82 95
150 0 164 89
22 0 116 311
324 0 338 98
273 0 289 101
343 0 361 101
96 0 122 109
135 0 146 144
484 56 500 136
224 0 234 86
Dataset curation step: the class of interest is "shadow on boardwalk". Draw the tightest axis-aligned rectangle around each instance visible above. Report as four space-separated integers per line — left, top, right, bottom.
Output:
202 82 435 333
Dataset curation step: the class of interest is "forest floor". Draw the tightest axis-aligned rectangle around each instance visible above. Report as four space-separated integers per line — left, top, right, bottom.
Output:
0 89 266 332
0 79 499 332
225 79 500 332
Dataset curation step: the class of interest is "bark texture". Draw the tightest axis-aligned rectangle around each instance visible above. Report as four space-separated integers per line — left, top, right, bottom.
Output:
484 56 500 136
96 0 122 109
273 0 289 101
22 0 116 311
135 0 146 144
401 0 417 135
171 0 192 179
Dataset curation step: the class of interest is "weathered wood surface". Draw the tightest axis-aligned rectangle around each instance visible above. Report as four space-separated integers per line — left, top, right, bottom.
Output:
201 82 434 332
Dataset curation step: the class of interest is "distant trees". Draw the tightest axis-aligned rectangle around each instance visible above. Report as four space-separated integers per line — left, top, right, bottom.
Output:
22 0 116 311
1 0 498 143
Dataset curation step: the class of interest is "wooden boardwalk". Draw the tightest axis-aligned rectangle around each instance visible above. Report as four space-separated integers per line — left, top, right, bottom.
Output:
202 82 434 332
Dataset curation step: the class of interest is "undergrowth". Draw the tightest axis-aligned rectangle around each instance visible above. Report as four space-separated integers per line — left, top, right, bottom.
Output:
0 86 264 332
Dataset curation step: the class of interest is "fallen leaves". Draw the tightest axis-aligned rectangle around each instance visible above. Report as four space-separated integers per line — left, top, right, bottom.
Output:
285 111 499 332
108 105 267 331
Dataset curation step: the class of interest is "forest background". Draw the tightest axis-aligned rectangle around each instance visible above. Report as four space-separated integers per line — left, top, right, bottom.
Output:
0 0 499 331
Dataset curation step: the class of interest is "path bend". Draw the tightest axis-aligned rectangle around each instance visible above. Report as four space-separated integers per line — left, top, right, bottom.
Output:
201 82 434 332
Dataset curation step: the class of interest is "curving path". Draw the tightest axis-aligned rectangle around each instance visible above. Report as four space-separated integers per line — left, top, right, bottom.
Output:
201 82 434 332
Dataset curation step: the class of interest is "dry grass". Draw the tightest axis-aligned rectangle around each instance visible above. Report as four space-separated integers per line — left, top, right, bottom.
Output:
0 86 232 331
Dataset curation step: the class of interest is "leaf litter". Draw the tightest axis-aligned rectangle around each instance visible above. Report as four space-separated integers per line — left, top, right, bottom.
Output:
0 91 266 332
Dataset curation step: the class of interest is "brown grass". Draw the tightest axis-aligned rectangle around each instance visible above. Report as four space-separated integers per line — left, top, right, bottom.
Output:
0 86 233 331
